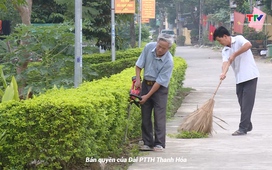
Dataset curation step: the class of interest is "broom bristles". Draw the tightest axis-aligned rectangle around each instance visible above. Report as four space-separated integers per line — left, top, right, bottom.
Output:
178 98 215 134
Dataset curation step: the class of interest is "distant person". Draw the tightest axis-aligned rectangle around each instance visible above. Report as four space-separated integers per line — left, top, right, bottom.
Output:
135 33 174 151
213 26 259 136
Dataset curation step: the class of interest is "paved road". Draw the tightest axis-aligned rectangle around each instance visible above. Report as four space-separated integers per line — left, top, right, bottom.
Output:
128 46 272 170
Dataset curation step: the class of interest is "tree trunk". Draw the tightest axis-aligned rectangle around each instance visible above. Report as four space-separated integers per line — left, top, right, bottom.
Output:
14 0 33 97
15 0 32 25
130 14 136 48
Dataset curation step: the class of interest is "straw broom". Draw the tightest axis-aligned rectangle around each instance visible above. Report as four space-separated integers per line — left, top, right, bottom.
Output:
178 80 227 134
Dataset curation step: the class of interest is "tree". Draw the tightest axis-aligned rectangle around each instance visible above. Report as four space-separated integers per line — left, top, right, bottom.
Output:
14 0 32 25
0 0 32 95
31 0 66 23
0 1 21 28
54 0 139 48
174 0 201 40
234 0 251 14
203 0 229 15
1 24 76 96
0 0 32 25
208 8 230 25
0 0 25 10
263 0 272 15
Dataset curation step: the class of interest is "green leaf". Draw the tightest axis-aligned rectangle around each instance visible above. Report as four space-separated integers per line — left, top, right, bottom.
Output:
0 73 19 102
26 86 32 100
11 76 20 101
0 4 7 11
0 89 4 97
2 84 14 102
0 66 7 88
0 130 6 146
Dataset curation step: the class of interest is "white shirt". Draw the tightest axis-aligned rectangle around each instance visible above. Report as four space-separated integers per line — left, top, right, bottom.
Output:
222 35 259 84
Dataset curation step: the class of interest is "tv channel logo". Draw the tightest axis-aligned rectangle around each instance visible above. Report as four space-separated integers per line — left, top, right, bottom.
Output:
246 14 264 22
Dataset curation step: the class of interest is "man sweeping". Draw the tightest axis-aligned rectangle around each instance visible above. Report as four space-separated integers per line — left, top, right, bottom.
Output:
213 26 259 136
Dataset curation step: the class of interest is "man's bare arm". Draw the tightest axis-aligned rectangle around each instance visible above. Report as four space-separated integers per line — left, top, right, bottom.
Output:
229 42 252 63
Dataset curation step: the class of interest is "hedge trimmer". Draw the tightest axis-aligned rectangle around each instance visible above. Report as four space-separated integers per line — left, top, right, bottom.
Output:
124 76 142 142
128 76 142 107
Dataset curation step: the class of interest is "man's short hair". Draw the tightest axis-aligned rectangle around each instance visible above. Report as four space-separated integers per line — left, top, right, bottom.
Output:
157 33 174 47
213 26 230 41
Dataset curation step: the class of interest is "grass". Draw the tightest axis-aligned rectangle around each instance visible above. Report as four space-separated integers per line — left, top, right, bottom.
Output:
176 131 209 139
168 131 209 139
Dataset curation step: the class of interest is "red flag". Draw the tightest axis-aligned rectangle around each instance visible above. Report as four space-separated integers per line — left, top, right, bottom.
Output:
201 15 207 26
248 7 266 31
209 25 216 41
233 11 245 34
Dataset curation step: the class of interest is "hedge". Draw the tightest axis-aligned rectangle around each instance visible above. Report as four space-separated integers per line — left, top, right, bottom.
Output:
84 57 138 81
83 42 176 65
0 57 184 169
24 43 176 95
83 48 143 64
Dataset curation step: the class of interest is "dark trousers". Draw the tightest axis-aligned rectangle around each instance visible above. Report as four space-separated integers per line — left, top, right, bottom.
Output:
141 80 168 148
236 78 258 133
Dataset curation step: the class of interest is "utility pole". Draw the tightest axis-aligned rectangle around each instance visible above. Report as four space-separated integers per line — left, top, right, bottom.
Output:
229 0 237 35
138 0 142 48
111 0 116 61
248 0 253 12
198 0 203 45
176 2 182 36
74 0 82 88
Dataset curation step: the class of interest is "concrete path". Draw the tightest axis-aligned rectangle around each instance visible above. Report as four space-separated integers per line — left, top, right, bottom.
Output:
128 46 272 170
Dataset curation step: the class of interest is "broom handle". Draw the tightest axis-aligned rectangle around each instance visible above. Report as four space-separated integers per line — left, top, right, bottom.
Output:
212 60 230 99
212 80 222 99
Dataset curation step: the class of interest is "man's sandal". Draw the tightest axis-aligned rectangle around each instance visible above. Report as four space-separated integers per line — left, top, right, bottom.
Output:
139 145 153 151
232 130 247 136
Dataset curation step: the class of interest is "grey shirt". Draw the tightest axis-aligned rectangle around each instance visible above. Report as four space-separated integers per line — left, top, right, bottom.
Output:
136 42 174 88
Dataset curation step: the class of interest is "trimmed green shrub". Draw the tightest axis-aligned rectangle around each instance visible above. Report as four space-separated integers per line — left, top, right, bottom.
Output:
0 84 131 169
84 48 143 64
169 43 177 56
167 56 187 118
0 57 185 169
84 57 138 81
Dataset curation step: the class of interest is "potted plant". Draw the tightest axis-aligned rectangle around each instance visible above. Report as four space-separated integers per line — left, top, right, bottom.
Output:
243 27 270 48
